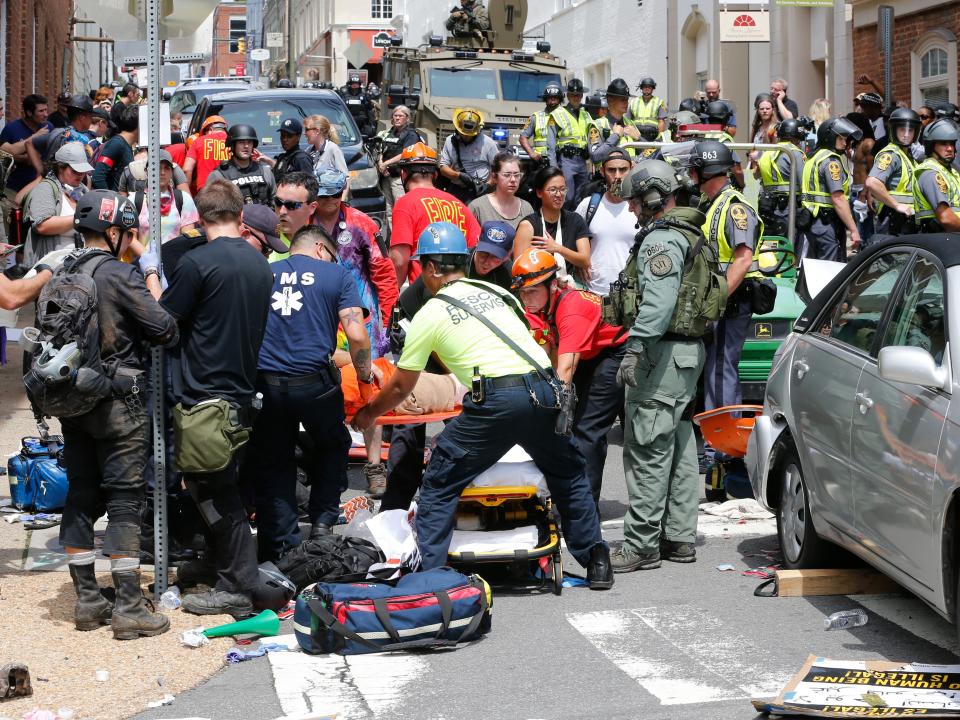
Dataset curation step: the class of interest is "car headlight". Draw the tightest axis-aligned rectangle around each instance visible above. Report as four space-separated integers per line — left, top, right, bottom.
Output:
348 167 379 191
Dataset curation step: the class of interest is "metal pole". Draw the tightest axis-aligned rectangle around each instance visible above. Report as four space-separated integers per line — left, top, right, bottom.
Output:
285 0 294 81
146 0 168 600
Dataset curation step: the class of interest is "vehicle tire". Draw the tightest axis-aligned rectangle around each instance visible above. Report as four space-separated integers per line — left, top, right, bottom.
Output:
775 444 828 568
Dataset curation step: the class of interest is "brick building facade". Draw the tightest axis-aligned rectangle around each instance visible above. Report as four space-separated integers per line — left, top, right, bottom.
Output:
4 0 74 121
210 3 246 77
853 1 959 109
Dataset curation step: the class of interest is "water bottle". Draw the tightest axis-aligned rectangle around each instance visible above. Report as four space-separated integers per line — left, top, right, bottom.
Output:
824 609 868 631
159 586 181 610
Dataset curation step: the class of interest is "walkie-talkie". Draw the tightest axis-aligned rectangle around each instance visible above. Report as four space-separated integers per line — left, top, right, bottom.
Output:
471 366 485 404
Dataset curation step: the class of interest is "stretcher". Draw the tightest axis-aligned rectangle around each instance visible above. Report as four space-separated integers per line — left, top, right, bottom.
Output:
345 410 462 463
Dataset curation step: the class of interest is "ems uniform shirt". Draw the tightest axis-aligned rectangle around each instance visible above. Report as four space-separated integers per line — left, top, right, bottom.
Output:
439 134 499 183
398 278 551 385
91 136 134 191
574 194 637 297
550 289 625 361
161 236 274 406
186 131 228 192
258 255 363 376
917 169 953 210
0 119 53 191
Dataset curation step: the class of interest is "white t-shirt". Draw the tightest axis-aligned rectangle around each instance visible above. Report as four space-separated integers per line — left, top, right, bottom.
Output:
575 193 638 297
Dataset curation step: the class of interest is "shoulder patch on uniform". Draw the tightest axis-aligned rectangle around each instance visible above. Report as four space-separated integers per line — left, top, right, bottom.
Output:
936 172 949 195
729 203 749 231
828 160 842 182
588 127 600 143
642 148 656 158
875 152 893 171
648 253 673 277
644 241 666 257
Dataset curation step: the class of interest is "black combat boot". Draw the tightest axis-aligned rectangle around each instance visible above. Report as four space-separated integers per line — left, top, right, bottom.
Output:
68 563 113 631
111 570 171 640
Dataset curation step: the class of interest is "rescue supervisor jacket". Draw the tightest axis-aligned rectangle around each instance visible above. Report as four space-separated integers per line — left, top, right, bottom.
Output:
874 143 917 208
214 160 275 205
628 95 665 128
914 157 960 225
801 148 848 217
758 142 801 195
551 105 592 149
702 185 764 277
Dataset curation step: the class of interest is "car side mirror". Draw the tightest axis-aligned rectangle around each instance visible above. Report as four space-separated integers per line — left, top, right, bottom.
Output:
406 93 420 110
878 346 949 390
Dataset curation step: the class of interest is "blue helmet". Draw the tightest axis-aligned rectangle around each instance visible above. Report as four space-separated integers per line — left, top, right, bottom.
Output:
316 168 348 197
414 222 469 258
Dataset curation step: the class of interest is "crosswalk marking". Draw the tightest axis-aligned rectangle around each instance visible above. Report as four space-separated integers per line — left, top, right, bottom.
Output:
567 606 792 705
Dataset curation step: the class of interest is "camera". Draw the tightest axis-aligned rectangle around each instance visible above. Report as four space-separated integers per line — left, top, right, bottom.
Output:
796 115 815 131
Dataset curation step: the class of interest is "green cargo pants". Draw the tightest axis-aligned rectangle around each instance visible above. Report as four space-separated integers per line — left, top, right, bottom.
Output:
622 338 705 554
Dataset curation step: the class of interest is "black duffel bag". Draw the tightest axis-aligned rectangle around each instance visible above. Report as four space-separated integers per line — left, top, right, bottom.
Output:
277 534 385 592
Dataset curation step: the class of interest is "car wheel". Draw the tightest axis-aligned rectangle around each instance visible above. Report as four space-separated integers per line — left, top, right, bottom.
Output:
775 444 828 568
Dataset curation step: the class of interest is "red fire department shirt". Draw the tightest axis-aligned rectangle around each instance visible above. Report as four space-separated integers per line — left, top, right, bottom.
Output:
390 187 480 282
542 289 625 361
187 130 228 193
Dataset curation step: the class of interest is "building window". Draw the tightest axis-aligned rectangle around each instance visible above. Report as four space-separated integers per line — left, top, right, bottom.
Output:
912 30 957 108
371 0 393 19
228 16 246 53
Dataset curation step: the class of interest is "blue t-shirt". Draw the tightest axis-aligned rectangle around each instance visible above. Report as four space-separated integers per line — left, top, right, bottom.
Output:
0 119 53 191
258 255 364 375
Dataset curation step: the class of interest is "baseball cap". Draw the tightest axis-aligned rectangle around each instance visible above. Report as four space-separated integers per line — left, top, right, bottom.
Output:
280 118 303 135
856 92 884 107
145 149 174 168
91 107 111 122
602 147 632 164
55 142 93 173
316 168 348 197
475 220 516 260
241 204 287 254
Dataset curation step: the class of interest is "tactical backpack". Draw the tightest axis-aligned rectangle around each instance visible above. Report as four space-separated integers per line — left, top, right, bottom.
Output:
23 250 115 419
603 217 727 339
276 534 385 592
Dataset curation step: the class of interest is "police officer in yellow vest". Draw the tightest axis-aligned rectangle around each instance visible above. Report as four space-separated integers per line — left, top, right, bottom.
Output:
688 140 763 467
627 77 667 135
866 108 921 238
701 101 745 190
519 82 562 169
800 117 862 261
755 118 805 237
912 118 960 233
589 79 642 164
551 78 593 209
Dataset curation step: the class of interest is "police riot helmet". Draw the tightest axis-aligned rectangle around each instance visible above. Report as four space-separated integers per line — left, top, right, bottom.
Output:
638 124 660 142
542 82 564 102
934 102 960 122
639 77 657 90
816 117 862 150
887 107 921 148
688 140 735 178
671 110 702 128
619 159 681 211
922 118 960 157
252 561 296 611
349 74 361 85
414 221 470 259
226 123 259 148
276 78 294 88
776 118 806 142
704 100 731 125
511 249 558 289
566 78 585 95
678 98 701 114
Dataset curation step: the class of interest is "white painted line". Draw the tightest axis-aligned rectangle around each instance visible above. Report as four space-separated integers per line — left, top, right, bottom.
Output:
567 606 792 705
856 594 959 654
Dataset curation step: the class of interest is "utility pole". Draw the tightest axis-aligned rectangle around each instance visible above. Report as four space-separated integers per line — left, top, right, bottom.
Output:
285 0 295 81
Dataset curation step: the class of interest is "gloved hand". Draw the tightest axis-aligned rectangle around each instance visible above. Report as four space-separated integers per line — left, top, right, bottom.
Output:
138 247 168 290
26 247 73 278
458 172 474 190
616 345 648 388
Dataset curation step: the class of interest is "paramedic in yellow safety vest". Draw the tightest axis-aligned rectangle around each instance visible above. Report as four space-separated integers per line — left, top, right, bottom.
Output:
519 82 562 168
912 118 960 233
754 118 805 237
589 78 642 165
688 140 763 469
702 101 745 190
800 117 863 261
865 108 921 238
627 77 667 134
552 78 593 209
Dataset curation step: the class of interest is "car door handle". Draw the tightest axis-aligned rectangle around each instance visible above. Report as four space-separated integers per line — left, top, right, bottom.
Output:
855 392 874 414
793 360 809 380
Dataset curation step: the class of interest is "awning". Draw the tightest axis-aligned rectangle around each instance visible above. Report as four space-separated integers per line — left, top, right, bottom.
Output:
346 29 395 65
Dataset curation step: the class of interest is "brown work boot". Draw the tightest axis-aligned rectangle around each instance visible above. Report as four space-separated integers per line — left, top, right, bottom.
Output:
110 570 170 640
363 462 387 498
68 563 113 631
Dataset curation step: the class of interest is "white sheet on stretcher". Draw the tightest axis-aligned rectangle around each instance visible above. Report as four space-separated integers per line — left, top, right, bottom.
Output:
467 445 549 498
449 525 540 554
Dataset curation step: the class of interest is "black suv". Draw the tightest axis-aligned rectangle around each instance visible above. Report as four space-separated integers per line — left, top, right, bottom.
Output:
186 89 386 226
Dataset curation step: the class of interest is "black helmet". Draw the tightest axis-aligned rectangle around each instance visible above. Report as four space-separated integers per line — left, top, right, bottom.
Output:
935 102 959 121
705 100 731 125
678 97 701 114
226 123 259 147
638 124 660 141
542 82 564 101
689 140 735 178
66 94 93 112
252 561 296 611
816 116 863 150
74 190 138 234
638 77 657 90
923 118 960 157
887 107 921 147
276 78 293 88
349 74 361 85
776 118 805 142
566 78 584 94
584 93 602 110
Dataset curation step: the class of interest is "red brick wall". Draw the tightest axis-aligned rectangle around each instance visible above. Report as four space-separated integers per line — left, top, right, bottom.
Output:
5 0 72 121
853 4 960 106
211 4 246 78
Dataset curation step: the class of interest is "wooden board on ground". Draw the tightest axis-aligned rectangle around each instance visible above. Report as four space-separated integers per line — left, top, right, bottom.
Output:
776 568 902 597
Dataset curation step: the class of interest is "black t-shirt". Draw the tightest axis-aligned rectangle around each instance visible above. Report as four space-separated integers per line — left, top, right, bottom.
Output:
273 148 314 180
466 251 513 291
48 111 68 129
161 236 274 406
161 230 207 276
523 209 592 251
91 135 134 191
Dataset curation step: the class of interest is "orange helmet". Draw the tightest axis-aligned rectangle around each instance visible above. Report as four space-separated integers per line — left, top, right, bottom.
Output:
201 114 227 132
511 249 558 289
185 132 200 149
398 141 438 167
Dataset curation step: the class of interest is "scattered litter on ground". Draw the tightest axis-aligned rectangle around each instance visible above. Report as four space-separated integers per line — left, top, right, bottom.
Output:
715 564 736 572
225 642 294 664
180 628 210 648
743 565 780 579
277 600 295 620
94 670 108 682
0 662 31 699
700 499 774 520
824 609 869 630
145 694 176 708
562 574 588 588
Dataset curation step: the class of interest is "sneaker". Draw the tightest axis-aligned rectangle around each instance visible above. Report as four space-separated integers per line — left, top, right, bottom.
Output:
610 545 661 573
181 589 254 619
660 540 696 563
363 463 387 498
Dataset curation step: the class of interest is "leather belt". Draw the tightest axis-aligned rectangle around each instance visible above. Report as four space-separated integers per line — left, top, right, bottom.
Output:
259 369 332 388
485 370 547 389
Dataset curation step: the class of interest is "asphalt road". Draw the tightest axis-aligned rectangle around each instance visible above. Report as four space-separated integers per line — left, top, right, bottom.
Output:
134 425 960 720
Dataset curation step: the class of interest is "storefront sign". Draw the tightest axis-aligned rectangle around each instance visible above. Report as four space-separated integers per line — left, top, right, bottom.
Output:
719 11 770 42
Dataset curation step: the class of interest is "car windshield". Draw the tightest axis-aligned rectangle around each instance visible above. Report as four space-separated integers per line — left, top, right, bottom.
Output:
500 71 563 102
205 96 360 147
429 68 498 100
170 86 244 116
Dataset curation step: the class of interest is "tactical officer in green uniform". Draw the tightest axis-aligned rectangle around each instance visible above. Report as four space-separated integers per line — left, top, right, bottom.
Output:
800 117 862 261
608 160 717 571
865 108 920 238
912 118 960 233
755 118 806 237
446 0 491 48
519 83 562 170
